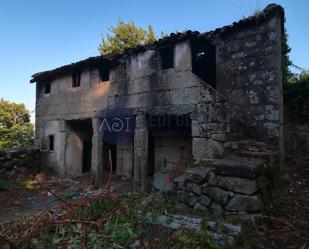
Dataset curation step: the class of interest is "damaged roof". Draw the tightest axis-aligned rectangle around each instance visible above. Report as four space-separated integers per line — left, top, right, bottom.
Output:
30 3 284 83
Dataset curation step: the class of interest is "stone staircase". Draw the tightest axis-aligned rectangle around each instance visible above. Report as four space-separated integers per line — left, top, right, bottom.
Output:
173 137 277 215
223 138 278 162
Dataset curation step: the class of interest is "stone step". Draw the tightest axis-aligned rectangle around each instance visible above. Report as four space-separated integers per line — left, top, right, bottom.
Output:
206 158 265 179
237 150 277 161
223 139 276 161
223 151 277 162
224 139 271 151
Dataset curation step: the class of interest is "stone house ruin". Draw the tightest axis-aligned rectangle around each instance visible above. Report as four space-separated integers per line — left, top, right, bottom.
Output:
31 4 285 213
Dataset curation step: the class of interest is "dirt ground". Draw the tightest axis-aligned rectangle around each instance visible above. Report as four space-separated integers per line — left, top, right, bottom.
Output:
0 168 88 223
237 162 309 249
0 162 308 248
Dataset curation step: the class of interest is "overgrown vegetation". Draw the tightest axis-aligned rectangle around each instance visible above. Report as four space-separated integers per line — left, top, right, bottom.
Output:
0 179 7 191
239 163 309 249
0 189 235 249
0 98 34 149
281 28 309 122
284 71 309 122
98 19 157 55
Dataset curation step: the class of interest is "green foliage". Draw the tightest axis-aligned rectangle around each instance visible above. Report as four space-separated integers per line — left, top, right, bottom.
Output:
0 99 30 129
256 175 268 196
281 28 292 85
3 193 240 249
284 71 309 122
147 25 156 44
98 19 157 55
0 99 34 149
282 27 309 122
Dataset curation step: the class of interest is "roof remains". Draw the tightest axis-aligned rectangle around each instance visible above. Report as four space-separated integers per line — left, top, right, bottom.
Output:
30 3 284 83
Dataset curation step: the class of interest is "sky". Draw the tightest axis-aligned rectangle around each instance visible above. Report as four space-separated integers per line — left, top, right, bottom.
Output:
0 0 308 122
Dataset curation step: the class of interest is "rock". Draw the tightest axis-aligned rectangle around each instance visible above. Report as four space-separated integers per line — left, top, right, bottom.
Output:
144 213 202 231
207 170 218 185
212 159 262 179
173 175 186 190
203 186 229 205
186 182 193 191
193 202 208 212
217 176 258 195
211 134 225 142
211 232 234 245
172 214 202 229
211 203 223 215
34 173 45 182
188 194 198 207
176 190 186 203
199 195 211 206
186 166 211 183
207 221 241 236
130 240 141 248
192 138 224 159
225 194 262 212
192 183 202 195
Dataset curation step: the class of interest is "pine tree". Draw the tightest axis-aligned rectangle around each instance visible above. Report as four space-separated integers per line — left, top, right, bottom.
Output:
98 20 157 55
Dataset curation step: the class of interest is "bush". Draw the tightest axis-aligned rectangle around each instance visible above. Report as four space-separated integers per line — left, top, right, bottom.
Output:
284 72 309 122
0 99 34 149
0 124 34 149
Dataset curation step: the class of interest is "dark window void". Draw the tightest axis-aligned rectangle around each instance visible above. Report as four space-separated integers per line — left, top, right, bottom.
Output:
160 46 174 69
191 40 216 88
72 70 81 87
99 67 109 82
44 82 51 94
82 140 92 173
48 135 54 151
148 133 155 177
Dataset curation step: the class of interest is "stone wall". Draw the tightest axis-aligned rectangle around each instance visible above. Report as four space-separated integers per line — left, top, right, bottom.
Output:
173 160 265 214
35 40 222 181
0 148 41 172
215 11 283 146
33 5 284 189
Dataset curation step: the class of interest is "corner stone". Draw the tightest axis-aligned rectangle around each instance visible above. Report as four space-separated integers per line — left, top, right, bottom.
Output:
225 194 262 212
217 176 258 195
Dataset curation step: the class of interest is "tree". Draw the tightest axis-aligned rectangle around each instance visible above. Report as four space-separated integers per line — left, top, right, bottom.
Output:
147 25 156 44
0 99 34 149
98 20 157 55
284 71 309 122
281 28 292 85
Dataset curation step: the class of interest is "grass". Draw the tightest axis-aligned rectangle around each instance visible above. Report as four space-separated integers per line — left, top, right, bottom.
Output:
2 161 307 249
0 192 238 249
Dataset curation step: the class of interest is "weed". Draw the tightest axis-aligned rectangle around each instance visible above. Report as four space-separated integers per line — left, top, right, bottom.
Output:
0 179 7 190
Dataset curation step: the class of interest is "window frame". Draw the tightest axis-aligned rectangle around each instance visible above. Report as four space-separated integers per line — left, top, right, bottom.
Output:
44 81 51 95
99 66 110 82
72 70 81 88
48 135 54 152
159 45 175 70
